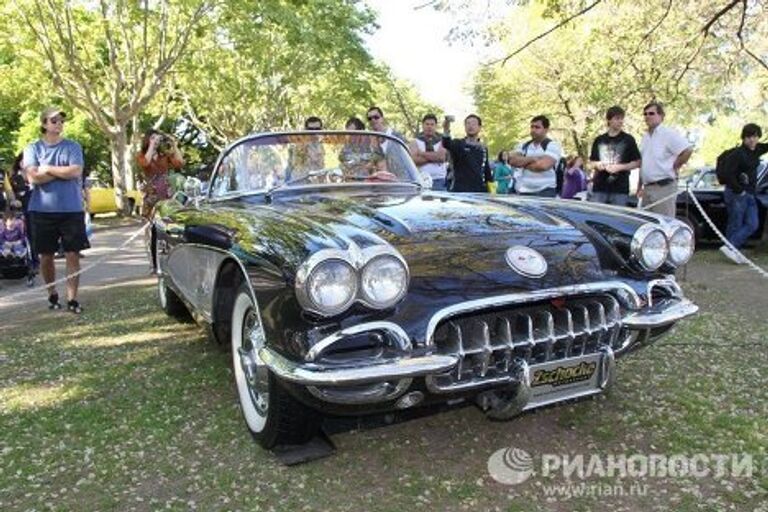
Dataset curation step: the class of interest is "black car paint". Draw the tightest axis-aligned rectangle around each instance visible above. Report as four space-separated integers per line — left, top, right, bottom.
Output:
156 186 666 367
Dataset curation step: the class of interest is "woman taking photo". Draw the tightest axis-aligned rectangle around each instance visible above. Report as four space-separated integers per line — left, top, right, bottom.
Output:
137 130 184 217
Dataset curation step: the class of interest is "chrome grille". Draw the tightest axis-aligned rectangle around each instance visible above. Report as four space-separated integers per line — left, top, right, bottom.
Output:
427 294 628 393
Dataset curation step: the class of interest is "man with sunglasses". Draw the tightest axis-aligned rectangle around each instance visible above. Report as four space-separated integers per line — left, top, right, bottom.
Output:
22 107 87 314
366 107 405 145
638 101 692 216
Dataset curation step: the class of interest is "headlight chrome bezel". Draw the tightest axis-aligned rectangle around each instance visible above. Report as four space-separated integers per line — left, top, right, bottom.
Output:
359 253 410 310
667 224 695 266
295 245 409 317
631 224 669 271
296 251 358 317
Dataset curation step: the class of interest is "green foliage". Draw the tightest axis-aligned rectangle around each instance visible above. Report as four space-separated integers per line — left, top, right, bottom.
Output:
471 0 768 160
174 0 382 147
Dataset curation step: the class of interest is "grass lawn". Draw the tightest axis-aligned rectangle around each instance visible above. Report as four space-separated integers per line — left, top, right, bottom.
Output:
1 250 766 511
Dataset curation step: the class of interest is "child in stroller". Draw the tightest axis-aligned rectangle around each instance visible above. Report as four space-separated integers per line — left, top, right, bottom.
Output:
0 202 35 285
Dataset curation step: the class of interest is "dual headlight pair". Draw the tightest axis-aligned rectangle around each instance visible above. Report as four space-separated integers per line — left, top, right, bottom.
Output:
631 223 695 271
295 246 409 317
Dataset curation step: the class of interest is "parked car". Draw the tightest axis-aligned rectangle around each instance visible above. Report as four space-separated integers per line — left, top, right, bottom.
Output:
676 161 768 243
149 131 698 449
86 178 142 216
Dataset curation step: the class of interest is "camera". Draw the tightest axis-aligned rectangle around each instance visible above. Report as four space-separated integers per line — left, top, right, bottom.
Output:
156 134 172 154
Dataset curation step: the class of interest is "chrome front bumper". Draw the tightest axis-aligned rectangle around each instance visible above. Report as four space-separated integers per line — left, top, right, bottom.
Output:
261 283 698 401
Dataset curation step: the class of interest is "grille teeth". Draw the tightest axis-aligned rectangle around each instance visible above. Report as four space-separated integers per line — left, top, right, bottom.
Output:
429 295 629 392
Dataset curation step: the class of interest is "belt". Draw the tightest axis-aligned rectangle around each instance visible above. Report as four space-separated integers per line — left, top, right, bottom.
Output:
645 178 674 187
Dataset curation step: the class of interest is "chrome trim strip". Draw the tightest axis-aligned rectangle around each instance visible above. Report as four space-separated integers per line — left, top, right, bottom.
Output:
207 130 419 201
646 277 682 307
305 321 412 362
622 298 699 329
424 281 642 345
260 348 458 386
307 378 412 405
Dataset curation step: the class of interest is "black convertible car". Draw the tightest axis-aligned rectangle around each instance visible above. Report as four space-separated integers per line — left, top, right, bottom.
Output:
150 131 698 449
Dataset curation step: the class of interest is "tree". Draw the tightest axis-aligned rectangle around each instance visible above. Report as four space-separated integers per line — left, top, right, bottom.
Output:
174 0 380 149
11 0 214 210
468 1 768 159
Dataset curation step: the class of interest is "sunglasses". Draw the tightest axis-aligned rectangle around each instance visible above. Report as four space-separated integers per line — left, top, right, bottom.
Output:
367 114 381 121
48 117 65 124
643 111 657 117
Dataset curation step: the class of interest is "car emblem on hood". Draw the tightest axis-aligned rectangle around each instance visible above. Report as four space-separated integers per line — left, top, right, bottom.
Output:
505 246 547 278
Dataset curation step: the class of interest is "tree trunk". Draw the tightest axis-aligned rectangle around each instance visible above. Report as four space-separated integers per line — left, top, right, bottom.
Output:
109 130 128 215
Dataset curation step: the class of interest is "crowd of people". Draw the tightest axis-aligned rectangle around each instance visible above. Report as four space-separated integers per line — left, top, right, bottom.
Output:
1 102 765 313
325 103 764 266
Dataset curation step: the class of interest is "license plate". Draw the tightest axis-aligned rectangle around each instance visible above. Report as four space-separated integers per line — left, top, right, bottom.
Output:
524 352 604 410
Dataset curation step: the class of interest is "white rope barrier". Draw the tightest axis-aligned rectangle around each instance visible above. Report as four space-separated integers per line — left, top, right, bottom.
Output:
0 221 150 302
684 189 768 279
639 189 680 212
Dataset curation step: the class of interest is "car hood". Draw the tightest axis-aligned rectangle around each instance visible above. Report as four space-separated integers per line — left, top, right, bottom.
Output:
167 188 658 348
186 189 645 286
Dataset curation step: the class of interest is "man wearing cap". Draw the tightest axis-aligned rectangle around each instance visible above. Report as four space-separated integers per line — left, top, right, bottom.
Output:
22 107 87 313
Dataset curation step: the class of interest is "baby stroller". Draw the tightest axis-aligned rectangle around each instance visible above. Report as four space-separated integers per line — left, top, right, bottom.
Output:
0 204 35 286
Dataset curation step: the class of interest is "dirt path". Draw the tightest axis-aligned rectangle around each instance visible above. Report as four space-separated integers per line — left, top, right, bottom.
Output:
0 222 150 317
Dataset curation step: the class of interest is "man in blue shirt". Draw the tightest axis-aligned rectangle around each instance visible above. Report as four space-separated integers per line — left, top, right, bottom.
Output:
23 107 87 313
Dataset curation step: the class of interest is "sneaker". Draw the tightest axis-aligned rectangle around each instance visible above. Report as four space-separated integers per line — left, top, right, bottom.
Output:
67 300 83 314
48 293 62 310
719 245 744 265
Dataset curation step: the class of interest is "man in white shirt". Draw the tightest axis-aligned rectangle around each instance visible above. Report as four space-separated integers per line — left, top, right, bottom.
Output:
409 114 447 189
508 115 563 197
638 101 693 216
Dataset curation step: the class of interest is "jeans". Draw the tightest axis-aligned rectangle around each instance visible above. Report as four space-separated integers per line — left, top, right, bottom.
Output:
519 188 557 198
590 191 630 206
724 188 759 249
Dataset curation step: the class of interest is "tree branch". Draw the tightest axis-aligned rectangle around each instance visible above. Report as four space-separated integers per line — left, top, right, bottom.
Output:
701 0 741 35
492 0 603 66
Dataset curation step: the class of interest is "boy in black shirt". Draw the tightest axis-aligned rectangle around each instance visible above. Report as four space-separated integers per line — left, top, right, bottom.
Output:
588 106 641 206
442 114 493 193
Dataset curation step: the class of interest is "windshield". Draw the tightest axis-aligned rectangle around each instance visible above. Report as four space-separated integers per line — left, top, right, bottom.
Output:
209 131 420 198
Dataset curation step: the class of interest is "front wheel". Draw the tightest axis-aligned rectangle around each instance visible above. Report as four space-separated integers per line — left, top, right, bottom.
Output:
231 284 319 448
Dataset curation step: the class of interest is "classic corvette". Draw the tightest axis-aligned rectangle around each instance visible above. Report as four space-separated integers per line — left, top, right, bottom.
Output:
150 131 698 449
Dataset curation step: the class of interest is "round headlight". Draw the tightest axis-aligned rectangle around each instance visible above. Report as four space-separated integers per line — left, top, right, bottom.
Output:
668 226 695 266
360 255 409 309
306 259 357 315
631 225 668 271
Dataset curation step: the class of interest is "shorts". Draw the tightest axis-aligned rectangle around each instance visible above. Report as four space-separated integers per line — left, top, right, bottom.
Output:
30 212 90 254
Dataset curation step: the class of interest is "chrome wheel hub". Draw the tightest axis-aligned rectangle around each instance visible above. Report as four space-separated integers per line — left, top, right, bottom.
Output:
239 309 269 415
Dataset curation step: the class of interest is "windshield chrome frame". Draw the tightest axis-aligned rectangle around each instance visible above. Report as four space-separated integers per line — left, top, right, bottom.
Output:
207 130 422 201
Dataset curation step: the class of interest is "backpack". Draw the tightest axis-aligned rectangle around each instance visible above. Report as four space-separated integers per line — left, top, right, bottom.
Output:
522 138 566 193
715 146 741 185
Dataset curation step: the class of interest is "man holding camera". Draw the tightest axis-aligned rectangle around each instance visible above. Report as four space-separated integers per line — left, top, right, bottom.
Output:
22 107 87 313
441 114 493 193
137 129 184 218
